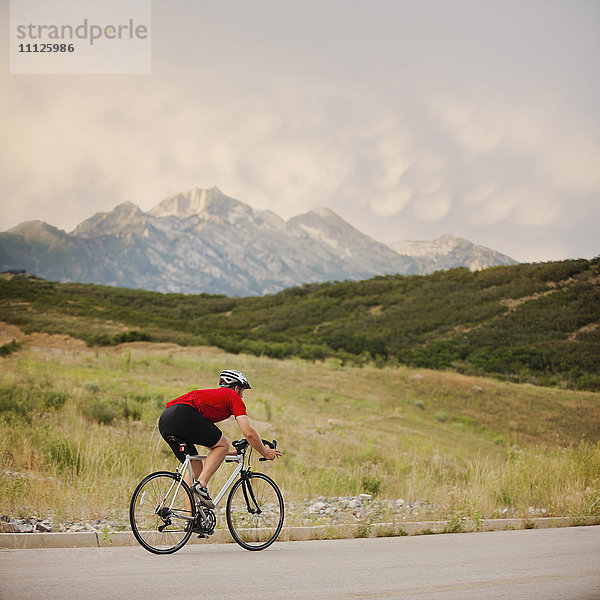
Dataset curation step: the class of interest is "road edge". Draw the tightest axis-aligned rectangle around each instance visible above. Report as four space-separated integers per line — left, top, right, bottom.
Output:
1 516 599 549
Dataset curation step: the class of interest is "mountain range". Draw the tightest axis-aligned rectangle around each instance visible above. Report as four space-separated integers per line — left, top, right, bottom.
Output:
0 186 517 296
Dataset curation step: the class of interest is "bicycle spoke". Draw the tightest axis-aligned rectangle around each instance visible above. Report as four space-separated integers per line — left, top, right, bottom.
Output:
130 472 195 554
226 473 284 550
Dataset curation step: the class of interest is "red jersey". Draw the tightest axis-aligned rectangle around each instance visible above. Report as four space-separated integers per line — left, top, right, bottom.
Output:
165 387 247 423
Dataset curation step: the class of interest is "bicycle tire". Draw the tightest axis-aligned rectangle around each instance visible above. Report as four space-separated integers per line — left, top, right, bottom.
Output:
226 472 284 551
129 471 195 554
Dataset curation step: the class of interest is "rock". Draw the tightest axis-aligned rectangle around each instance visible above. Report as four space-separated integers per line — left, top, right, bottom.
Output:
309 502 327 514
527 507 543 516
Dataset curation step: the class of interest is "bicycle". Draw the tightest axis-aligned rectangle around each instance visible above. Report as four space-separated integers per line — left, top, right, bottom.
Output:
129 437 284 554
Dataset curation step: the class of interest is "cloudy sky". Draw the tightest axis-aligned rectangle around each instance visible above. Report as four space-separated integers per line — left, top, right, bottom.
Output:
2 0 599 263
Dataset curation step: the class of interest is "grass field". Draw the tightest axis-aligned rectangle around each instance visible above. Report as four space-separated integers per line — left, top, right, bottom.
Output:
1 326 600 531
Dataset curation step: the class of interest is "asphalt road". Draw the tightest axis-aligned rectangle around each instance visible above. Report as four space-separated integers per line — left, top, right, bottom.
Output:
2 526 599 600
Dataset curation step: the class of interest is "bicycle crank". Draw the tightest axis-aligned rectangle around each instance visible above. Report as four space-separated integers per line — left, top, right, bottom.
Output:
193 508 216 536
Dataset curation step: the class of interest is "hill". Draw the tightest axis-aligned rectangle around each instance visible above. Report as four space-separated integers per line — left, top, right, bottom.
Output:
1 257 599 390
0 186 516 296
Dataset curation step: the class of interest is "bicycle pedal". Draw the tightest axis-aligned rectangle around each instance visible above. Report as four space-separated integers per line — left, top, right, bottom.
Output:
196 532 208 539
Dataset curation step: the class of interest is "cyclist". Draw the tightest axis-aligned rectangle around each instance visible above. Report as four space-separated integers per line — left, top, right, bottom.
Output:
158 369 281 508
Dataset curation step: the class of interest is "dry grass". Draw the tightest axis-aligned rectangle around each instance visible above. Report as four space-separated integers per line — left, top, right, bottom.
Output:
1 331 600 527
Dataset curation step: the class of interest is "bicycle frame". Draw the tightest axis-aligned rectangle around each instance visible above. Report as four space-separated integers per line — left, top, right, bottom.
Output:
163 452 245 520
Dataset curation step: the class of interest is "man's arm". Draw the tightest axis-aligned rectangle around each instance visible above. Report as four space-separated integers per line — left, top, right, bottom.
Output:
235 415 281 460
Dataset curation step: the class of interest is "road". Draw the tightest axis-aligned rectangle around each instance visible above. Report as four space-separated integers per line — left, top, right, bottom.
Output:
2 526 599 600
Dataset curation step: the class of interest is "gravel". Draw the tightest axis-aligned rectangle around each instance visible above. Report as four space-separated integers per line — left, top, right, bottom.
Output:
1 495 544 533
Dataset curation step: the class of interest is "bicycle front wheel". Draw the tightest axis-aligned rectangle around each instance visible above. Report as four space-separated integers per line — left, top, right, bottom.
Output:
129 471 195 554
226 472 284 551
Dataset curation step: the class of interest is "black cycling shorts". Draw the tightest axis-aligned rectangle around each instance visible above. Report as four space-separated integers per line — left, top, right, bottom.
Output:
158 403 223 463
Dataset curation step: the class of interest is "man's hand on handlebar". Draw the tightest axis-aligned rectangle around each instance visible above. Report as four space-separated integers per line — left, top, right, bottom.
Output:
263 447 282 461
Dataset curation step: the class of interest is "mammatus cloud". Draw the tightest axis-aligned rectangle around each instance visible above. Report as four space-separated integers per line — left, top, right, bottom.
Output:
1 75 598 265
430 95 600 233
412 191 452 223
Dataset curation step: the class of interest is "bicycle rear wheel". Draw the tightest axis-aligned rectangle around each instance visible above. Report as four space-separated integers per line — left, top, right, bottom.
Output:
129 471 195 554
226 472 284 551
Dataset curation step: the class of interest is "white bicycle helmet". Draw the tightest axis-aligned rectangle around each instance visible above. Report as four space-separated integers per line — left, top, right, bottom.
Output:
219 369 251 390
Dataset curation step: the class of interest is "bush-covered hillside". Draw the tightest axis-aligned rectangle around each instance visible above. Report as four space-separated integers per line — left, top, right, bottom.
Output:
1 257 599 390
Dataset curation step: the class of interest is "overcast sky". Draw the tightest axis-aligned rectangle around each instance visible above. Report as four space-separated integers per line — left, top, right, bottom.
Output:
1 1 599 263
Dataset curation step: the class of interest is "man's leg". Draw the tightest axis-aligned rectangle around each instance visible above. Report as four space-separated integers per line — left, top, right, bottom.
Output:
198 434 229 488
185 459 203 490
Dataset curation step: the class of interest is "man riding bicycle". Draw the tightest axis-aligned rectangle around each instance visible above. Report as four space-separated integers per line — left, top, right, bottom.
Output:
158 369 281 508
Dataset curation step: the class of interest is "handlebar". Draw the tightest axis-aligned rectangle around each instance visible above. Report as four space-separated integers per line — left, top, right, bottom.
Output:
259 439 277 461
232 438 278 461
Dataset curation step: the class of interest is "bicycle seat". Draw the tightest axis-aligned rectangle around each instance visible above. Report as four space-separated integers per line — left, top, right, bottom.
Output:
232 439 248 452
166 436 191 453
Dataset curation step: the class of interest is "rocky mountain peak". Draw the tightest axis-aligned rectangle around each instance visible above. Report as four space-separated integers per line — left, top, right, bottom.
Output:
289 207 355 234
8 220 64 241
389 235 517 271
149 186 252 224
311 207 339 220
288 207 405 267
72 201 146 238
391 235 465 258
114 201 142 215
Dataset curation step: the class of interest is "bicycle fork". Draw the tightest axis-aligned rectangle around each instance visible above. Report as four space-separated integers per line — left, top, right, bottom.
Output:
241 474 261 515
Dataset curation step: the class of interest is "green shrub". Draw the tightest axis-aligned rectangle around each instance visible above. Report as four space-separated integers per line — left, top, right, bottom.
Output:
109 330 151 345
0 385 29 417
0 384 67 419
82 398 117 425
361 475 381 496
41 390 68 410
47 440 83 475
122 398 144 421
82 381 101 394
0 340 20 356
